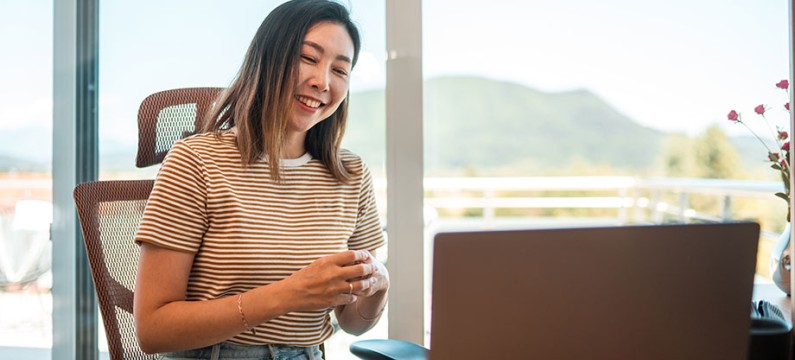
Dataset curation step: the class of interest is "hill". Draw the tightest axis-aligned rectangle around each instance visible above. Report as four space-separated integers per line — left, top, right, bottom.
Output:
0 76 758 177
345 76 666 175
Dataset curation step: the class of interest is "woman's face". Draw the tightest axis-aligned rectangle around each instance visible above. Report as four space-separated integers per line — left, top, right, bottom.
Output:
289 21 354 135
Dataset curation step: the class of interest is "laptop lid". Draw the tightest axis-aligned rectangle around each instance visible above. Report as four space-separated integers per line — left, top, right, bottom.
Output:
429 223 759 360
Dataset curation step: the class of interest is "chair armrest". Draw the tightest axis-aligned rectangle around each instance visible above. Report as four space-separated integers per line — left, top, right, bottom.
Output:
350 339 429 360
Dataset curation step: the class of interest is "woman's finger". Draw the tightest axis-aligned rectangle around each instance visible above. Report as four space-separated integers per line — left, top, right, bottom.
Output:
349 277 380 297
327 250 370 266
332 294 358 307
339 262 375 281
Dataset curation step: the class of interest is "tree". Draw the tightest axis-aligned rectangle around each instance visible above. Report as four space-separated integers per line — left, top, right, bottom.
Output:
660 132 697 177
693 125 743 179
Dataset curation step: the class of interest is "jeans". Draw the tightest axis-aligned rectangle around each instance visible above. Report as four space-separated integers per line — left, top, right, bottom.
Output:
162 342 323 360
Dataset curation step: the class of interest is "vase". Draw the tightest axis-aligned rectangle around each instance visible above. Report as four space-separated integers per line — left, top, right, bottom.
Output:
770 223 791 296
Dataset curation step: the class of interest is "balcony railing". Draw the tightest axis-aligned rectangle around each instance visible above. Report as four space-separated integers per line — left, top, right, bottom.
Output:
371 176 784 235
1 176 784 225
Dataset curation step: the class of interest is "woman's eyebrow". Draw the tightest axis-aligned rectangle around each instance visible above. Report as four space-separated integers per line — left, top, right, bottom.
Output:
303 40 352 64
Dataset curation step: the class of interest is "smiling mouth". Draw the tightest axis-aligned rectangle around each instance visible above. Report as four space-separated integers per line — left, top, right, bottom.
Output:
296 95 325 109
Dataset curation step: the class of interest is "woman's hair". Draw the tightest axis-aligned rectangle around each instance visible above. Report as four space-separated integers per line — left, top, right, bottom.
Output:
203 0 361 182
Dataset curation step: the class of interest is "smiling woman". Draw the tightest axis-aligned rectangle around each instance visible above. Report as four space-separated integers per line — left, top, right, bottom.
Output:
134 0 389 359
202 9 360 181
132 1 389 359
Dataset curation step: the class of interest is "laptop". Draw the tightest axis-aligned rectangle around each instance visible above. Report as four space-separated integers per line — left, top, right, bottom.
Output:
429 222 760 360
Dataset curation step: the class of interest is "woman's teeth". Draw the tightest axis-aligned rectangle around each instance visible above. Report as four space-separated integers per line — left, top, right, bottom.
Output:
297 96 322 108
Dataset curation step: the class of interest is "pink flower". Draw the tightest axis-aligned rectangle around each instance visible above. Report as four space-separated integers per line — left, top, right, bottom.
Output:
783 142 790 152
727 110 739 121
786 103 790 111
769 152 780 162
779 131 789 140
755 104 766 115
777 80 789 89
782 160 788 167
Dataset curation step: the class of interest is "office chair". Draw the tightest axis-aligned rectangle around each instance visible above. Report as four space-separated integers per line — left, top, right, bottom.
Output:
350 339 428 360
74 87 222 359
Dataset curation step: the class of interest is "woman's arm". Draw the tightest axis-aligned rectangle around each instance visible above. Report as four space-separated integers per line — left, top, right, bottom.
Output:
133 243 288 353
335 249 390 335
134 244 374 353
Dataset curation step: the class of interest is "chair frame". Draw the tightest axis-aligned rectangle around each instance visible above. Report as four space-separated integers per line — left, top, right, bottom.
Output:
74 180 156 360
136 87 224 168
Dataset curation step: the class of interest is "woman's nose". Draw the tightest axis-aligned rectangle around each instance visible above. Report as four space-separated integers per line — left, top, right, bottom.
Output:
309 67 330 92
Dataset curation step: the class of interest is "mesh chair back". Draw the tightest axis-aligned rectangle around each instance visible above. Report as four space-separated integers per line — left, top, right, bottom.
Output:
74 180 157 360
136 87 224 168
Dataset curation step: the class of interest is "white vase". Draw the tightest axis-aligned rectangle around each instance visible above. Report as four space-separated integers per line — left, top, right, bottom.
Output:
770 223 791 296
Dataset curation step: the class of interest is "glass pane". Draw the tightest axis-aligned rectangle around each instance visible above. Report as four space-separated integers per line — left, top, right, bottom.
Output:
423 0 789 275
99 1 386 358
0 1 54 358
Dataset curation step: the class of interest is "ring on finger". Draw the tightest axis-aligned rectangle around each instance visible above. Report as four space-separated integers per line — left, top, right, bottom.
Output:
348 282 353 295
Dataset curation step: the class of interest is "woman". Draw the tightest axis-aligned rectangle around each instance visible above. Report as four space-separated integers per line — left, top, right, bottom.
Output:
133 1 388 358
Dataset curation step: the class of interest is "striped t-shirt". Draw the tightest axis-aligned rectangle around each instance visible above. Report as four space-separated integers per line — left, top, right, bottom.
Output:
135 131 386 346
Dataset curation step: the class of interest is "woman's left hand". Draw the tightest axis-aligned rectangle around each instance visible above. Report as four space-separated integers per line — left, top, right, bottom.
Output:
347 250 389 298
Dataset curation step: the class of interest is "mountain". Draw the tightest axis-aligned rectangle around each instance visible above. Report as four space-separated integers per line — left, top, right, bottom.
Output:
346 76 666 175
0 154 47 172
3 76 746 176
0 127 51 164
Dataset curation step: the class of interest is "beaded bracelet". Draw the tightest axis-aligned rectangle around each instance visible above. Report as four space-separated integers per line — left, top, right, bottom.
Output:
237 293 256 335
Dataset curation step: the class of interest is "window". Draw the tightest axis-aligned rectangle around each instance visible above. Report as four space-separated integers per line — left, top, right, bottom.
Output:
0 1 54 356
422 0 789 275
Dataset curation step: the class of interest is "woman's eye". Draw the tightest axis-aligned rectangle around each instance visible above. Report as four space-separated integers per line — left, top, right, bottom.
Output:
335 68 349 76
301 55 316 63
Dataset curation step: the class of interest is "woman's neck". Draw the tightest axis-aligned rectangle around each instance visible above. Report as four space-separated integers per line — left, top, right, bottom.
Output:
283 131 307 159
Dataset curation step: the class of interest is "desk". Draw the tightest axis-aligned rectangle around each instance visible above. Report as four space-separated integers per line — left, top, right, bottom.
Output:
753 283 791 323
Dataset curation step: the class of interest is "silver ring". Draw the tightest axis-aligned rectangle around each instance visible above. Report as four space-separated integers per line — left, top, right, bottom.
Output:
348 282 353 295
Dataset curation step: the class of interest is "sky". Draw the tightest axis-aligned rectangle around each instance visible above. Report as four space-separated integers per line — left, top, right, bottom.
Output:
0 0 791 159
421 0 791 136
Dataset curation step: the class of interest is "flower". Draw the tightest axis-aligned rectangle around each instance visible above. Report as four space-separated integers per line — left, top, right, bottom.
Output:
727 79 791 220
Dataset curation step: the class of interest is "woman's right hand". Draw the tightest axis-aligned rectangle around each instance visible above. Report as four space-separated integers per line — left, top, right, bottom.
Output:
281 250 376 311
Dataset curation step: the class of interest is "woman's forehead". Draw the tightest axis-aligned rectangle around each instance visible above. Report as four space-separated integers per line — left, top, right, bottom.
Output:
302 21 354 59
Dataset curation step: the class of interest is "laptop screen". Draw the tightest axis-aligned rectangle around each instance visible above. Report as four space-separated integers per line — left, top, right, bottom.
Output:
429 223 759 360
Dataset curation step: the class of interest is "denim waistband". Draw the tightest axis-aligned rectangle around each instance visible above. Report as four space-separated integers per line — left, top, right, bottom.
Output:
161 342 323 360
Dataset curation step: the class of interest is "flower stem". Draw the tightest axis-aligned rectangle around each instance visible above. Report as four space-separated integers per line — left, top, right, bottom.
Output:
761 114 783 148
739 121 774 153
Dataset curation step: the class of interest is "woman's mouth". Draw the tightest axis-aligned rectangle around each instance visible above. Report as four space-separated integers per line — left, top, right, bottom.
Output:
296 95 325 109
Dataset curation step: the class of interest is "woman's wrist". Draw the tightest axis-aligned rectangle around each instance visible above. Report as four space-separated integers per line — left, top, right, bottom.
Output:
355 299 385 321
244 282 292 326
355 288 388 321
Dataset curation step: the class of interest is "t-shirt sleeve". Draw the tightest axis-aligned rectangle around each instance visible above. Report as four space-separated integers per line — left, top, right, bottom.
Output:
135 140 208 253
348 162 386 251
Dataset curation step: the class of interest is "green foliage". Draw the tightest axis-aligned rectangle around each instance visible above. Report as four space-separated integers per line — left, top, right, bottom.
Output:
659 133 697 177
694 125 743 179
660 125 744 180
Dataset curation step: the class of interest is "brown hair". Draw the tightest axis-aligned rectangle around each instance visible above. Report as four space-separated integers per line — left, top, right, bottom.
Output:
203 0 361 182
